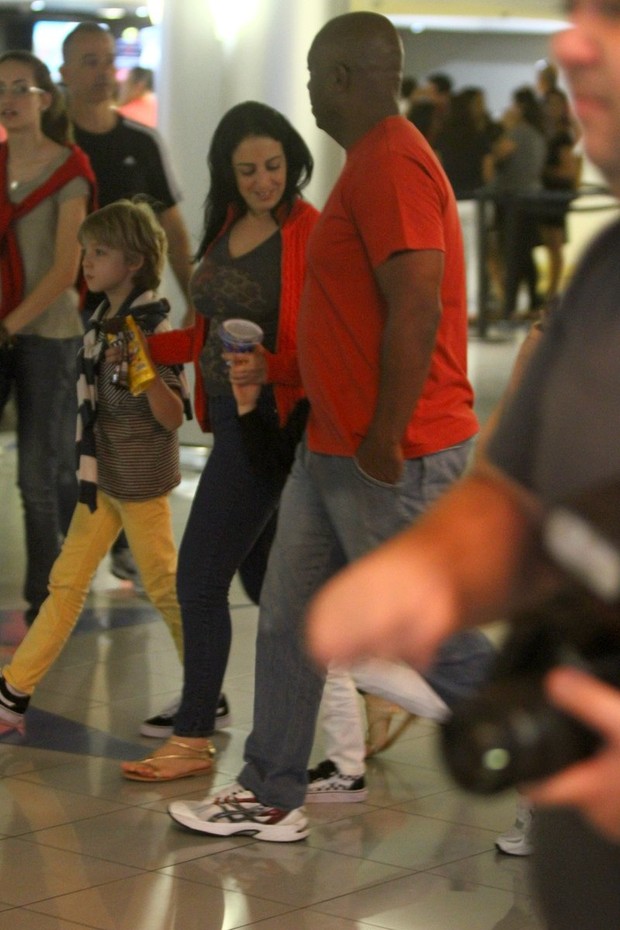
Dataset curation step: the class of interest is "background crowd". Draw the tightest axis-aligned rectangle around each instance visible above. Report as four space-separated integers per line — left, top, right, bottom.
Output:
402 61 582 320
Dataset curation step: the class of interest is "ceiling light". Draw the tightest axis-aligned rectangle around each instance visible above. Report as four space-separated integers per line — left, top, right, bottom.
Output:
99 7 126 19
389 13 567 35
147 0 163 25
209 0 260 46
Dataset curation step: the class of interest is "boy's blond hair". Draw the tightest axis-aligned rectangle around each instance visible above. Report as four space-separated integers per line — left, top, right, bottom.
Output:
79 199 167 293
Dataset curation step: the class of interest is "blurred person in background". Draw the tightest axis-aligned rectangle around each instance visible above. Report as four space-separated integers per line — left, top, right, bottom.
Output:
117 65 158 128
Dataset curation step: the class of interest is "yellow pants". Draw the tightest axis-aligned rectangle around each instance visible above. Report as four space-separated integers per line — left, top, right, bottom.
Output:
3 491 183 695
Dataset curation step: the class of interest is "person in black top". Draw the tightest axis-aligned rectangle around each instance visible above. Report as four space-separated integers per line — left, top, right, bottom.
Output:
60 23 193 319
435 87 498 199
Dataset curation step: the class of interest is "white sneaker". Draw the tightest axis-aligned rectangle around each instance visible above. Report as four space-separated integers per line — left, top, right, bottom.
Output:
0 674 29 730
496 799 534 856
168 783 309 842
305 759 368 803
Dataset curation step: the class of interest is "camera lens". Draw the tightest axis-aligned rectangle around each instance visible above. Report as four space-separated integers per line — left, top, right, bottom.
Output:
440 677 601 794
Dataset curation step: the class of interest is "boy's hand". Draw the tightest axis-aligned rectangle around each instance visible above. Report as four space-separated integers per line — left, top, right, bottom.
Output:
104 321 155 367
104 338 124 365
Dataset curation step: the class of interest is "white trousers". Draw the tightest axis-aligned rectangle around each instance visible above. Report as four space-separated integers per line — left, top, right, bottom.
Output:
320 662 450 776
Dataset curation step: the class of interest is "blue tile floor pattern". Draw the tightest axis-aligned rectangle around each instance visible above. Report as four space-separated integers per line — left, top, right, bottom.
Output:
0 333 550 930
0 607 172 759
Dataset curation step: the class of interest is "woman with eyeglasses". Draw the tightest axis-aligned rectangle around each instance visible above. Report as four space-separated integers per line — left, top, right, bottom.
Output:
0 51 95 625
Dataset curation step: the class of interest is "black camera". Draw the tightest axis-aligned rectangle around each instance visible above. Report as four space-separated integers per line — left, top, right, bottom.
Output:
440 481 620 795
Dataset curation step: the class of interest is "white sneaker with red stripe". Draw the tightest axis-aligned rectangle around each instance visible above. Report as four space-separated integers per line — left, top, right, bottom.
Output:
168 783 309 843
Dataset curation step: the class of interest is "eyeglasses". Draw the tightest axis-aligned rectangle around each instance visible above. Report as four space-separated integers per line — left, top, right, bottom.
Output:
0 84 45 99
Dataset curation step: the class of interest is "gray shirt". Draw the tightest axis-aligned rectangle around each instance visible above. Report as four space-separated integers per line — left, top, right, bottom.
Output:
493 122 547 194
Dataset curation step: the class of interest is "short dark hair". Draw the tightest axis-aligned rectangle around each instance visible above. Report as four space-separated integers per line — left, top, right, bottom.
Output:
514 85 545 135
198 101 313 256
427 72 453 96
62 22 113 63
127 66 154 92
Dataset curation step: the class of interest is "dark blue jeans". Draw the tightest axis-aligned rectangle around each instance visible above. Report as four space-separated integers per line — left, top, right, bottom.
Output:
0 335 80 614
174 392 282 736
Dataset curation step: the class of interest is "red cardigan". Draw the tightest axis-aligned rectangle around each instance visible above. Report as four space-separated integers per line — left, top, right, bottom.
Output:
149 197 319 431
0 143 96 319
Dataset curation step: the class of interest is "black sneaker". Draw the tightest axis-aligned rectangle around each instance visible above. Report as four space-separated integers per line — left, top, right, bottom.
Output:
305 758 368 803
215 693 231 729
110 547 145 594
110 547 139 581
139 692 231 738
0 674 30 729
24 606 39 627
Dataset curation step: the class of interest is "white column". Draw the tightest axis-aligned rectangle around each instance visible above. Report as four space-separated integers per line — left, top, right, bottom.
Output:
157 0 349 228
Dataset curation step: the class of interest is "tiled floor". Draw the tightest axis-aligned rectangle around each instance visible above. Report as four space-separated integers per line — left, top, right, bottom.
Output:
0 329 547 930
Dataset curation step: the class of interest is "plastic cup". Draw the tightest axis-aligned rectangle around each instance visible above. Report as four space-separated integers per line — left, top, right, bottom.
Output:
218 318 264 353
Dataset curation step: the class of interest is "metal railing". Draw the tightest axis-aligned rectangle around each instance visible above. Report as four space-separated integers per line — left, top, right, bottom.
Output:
473 184 619 338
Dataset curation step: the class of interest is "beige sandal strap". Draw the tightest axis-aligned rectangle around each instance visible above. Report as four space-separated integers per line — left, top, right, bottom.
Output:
132 740 216 770
167 738 216 758
137 752 210 766
374 715 416 753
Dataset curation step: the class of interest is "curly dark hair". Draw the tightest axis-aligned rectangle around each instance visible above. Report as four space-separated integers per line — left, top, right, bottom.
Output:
198 101 313 257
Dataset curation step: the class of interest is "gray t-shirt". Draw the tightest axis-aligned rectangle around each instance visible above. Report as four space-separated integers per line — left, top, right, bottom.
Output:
5 147 89 340
488 218 620 504
492 122 547 194
192 229 281 397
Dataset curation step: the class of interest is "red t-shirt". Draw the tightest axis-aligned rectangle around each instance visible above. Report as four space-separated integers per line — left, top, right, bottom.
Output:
298 116 478 458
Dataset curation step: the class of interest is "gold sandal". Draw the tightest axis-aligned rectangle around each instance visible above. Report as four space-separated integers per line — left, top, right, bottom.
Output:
363 694 416 757
121 738 216 782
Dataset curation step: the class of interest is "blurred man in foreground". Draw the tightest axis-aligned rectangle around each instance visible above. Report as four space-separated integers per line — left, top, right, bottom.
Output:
308 4 620 927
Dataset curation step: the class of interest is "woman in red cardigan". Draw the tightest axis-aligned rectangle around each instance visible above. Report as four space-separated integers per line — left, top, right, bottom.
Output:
123 101 318 781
